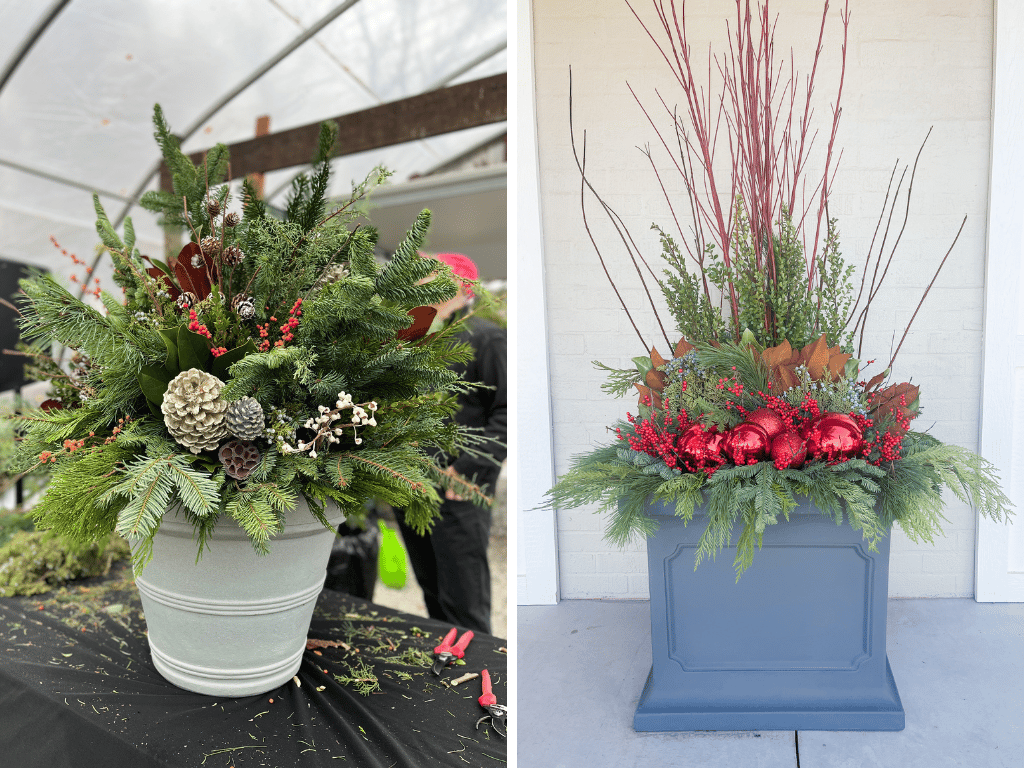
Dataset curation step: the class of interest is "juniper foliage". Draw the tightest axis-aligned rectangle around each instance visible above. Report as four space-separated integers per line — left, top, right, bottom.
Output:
661 205 856 351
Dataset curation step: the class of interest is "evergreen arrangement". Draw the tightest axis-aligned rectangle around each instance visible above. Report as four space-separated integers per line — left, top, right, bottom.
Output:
10 106 488 572
547 0 1012 576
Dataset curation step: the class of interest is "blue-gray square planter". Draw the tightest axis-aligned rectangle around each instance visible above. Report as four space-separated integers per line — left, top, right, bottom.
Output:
634 499 905 732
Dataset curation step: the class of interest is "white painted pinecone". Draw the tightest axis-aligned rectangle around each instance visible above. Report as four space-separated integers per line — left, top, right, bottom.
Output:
161 368 229 453
225 397 265 441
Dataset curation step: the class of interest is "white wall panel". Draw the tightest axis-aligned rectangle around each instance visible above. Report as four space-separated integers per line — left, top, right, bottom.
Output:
531 0 994 599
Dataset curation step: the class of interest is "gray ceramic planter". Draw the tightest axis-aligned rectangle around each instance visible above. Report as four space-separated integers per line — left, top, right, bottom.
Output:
634 499 905 731
134 498 344 697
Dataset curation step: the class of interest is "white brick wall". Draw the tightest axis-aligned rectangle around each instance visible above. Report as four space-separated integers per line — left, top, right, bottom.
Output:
531 0 994 599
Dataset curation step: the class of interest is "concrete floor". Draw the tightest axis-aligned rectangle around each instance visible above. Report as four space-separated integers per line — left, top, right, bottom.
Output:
518 598 1024 768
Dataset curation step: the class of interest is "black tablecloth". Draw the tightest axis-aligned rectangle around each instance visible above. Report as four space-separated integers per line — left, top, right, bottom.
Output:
0 568 507 767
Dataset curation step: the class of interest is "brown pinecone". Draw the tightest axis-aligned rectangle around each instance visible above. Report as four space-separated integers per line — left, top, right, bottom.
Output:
199 235 221 259
232 294 256 320
223 245 245 265
206 198 221 218
218 439 261 480
176 291 197 311
224 212 240 228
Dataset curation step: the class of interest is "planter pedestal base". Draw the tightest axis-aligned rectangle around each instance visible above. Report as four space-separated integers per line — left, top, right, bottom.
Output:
634 502 906 732
635 656 904 731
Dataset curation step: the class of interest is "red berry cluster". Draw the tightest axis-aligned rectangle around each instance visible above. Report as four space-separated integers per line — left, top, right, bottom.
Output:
621 411 687 468
255 298 304 352
188 309 213 340
52 235 101 298
38 418 127 465
275 298 303 348
862 393 911 463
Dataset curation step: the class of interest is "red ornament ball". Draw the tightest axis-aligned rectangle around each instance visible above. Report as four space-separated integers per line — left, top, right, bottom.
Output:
744 408 787 442
724 422 770 465
770 429 807 469
706 430 726 463
678 424 726 473
805 413 864 462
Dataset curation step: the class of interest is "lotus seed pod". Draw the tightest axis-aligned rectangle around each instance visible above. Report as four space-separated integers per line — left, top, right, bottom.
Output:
218 439 261 480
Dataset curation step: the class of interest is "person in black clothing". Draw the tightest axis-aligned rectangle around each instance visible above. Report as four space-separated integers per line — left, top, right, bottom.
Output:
396 252 506 636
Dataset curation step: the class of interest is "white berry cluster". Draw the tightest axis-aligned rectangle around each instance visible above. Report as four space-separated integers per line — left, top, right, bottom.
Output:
281 392 379 459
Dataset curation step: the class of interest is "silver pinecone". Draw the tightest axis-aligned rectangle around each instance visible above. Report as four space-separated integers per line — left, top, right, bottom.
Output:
225 397 265 441
161 368 229 453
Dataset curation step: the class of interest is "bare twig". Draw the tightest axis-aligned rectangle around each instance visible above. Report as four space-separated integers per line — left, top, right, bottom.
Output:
449 672 480 687
887 215 967 369
569 68 650 350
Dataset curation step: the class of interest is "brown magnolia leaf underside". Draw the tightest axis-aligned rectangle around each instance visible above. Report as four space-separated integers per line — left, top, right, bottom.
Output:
395 305 437 342
762 333 851 392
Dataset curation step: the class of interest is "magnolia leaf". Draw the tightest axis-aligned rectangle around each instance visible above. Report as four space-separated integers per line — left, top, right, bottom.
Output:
146 266 180 300
158 327 180 372
173 242 212 299
674 338 696 358
143 255 175 280
865 370 889 392
762 340 795 369
827 351 852 381
777 366 800 392
844 358 860 380
872 382 919 407
632 356 654 378
739 328 759 350
802 334 829 380
138 365 173 406
635 382 653 407
645 368 667 392
396 305 436 341
176 325 211 372
649 346 667 368
210 338 257 379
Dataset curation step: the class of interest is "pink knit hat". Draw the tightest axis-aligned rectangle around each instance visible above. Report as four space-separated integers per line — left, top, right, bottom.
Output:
433 252 478 298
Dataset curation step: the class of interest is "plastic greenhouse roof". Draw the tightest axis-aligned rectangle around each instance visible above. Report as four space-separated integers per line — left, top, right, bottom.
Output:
0 0 507 284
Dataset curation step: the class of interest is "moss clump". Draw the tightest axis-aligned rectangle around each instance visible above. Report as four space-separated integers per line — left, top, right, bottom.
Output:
0 530 131 597
0 511 36 547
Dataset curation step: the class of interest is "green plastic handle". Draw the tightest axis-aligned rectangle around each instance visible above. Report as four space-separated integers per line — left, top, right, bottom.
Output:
378 519 408 589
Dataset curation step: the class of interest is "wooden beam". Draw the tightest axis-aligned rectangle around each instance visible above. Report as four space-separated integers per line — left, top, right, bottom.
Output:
161 73 506 189
249 114 271 197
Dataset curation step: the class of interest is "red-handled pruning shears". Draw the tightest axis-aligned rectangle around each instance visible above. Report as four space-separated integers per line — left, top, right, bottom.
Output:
475 669 507 738
431 627 473 675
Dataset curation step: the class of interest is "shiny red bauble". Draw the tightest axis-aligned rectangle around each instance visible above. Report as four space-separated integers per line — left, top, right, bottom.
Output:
724 422 770 465
744 408 787 442
678 424 726 473
770 429 807 469
805 413 864 462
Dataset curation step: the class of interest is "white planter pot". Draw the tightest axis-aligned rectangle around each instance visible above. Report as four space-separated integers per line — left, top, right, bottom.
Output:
134 498 344 697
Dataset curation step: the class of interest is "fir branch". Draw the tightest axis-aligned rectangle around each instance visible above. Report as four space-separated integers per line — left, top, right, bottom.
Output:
374 211 435 299
226 489 282 555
